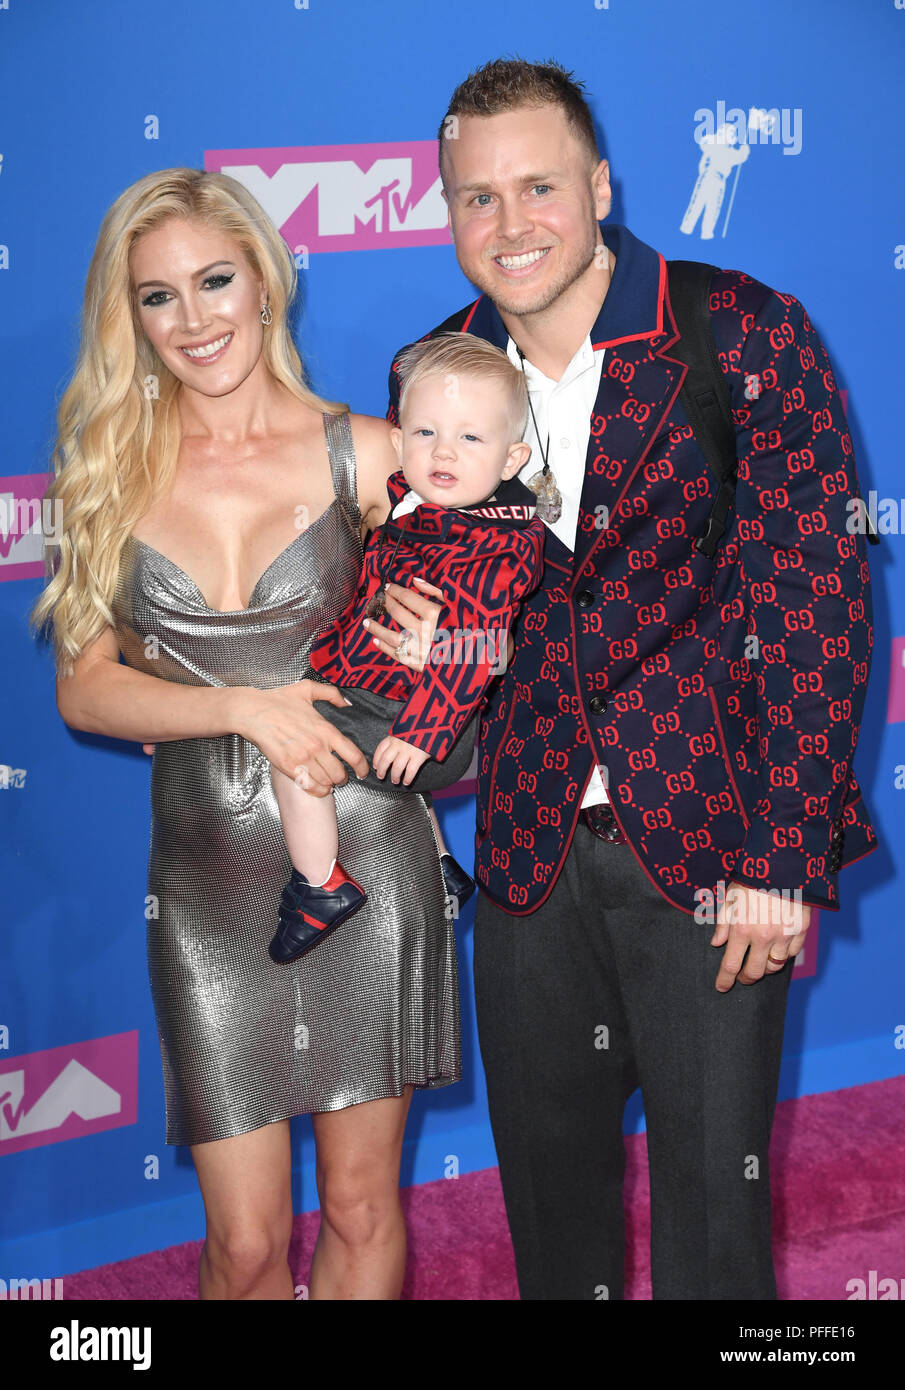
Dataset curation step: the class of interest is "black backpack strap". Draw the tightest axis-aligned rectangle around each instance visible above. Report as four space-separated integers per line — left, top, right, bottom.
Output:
666 260 737 558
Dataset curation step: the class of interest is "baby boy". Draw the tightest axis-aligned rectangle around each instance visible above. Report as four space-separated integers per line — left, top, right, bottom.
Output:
268 332 546 963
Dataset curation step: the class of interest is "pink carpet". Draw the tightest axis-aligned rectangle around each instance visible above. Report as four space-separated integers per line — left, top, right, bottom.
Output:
61 1076 905 1299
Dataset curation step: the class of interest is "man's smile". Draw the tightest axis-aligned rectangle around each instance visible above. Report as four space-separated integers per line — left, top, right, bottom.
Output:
492 247 552 276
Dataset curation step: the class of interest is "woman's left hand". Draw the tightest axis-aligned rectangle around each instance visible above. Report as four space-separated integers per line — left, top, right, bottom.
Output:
363 576 445 672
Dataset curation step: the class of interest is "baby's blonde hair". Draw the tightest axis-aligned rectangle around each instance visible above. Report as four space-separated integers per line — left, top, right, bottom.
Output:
396 331 528 437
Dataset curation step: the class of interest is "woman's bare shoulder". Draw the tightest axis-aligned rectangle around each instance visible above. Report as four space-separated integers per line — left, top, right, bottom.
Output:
347 412 399 528
347 411 396 461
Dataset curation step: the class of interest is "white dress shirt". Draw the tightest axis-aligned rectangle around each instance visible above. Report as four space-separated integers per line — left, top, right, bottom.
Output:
506 334 610 807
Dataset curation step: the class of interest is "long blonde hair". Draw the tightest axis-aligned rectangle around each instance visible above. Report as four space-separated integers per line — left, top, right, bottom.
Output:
31 167 347 674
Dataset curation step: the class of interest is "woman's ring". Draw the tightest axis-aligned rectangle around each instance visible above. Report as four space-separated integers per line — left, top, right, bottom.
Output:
395 629 413 661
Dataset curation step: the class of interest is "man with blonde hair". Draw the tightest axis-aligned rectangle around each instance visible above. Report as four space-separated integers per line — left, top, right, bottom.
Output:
377 57 877 1300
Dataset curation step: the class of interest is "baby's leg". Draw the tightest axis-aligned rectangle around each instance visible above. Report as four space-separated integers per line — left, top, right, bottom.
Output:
270 765 338 886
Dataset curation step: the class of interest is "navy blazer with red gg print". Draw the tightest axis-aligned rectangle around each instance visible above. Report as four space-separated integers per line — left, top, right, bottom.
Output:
387 222 878 917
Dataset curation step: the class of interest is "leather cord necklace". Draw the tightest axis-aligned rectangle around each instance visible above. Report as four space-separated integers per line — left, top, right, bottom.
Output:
515 345 564 524
365 508 413 620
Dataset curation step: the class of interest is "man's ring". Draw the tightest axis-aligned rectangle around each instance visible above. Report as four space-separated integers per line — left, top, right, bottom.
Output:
395 629 413 661
767 954 787 966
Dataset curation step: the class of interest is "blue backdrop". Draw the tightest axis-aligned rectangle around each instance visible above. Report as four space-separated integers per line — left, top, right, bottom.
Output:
1 0 903 1281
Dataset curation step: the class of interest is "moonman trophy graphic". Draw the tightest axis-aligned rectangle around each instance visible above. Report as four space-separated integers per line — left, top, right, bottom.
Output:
681 108 775 240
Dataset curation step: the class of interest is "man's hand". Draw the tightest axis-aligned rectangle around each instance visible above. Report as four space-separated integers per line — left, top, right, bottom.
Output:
711 879 811 992
363 576 445 672
372 734 431 785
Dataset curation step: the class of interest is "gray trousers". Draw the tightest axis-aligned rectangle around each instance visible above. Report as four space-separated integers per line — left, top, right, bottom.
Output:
473 818 794 1300
304 665 477 796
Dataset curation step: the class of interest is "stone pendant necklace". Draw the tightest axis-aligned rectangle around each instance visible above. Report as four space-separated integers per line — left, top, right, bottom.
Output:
515 345 563 525
365 508 413 620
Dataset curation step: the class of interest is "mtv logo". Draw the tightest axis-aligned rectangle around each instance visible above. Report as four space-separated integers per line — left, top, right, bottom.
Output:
0 473 53 583
0 1032 138 1155
206 141 451 254
0 766 26 789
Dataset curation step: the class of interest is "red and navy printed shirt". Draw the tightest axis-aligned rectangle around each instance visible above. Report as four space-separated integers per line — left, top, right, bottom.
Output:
308 469 546 761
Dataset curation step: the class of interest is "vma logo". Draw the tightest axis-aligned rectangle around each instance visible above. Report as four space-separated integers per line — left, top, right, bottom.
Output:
0 1033 138 1156
205 140 450 254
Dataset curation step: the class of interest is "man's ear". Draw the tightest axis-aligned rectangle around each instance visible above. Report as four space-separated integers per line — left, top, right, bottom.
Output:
390 426 403 462
502 440 532 477
593 158 612 222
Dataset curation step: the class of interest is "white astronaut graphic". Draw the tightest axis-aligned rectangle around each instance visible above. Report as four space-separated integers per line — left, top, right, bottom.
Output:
681 109 776 240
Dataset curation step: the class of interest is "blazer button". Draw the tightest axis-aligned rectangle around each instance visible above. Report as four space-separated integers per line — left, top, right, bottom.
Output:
589 694 608 714
575 589 595 608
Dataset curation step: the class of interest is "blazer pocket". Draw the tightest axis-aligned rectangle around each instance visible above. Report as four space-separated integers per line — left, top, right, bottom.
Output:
475 691 518 839
706 676 759 829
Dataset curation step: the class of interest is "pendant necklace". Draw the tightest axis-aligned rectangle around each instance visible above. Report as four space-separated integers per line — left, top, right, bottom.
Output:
365 508 413 620
515 345 563 525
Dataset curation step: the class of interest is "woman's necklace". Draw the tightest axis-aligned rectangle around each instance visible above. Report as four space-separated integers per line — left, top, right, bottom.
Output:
515 345 563 525
364 508 413 620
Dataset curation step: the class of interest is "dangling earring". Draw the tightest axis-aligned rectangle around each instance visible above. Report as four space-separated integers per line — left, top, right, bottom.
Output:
261 301 273 326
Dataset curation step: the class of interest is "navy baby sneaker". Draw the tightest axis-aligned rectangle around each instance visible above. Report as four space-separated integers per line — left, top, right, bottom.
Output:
269 861 366 963
440 852 476 916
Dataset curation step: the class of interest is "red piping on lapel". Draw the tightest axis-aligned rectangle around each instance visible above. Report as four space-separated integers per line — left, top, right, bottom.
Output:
590 253 669 350
658 256 686 356
461 298 481 332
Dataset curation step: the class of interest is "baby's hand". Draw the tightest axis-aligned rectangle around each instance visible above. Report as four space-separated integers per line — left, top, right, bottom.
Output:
372 735 431 786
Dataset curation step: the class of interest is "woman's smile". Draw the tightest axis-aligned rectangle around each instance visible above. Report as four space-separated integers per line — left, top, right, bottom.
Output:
179 331 234 363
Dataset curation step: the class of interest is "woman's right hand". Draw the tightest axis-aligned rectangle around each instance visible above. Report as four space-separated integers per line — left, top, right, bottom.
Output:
234 680 369 795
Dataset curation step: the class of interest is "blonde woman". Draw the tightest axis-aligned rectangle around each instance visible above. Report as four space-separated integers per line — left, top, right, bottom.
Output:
31 168 465 1300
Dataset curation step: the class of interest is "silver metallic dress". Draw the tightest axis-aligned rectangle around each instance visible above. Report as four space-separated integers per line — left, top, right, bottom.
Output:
110 411 461 1146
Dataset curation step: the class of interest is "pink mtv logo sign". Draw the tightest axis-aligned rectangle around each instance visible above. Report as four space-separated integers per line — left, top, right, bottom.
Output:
0 1031 138 1156
205 141 451 254
888 637 905 724
0 473 53 583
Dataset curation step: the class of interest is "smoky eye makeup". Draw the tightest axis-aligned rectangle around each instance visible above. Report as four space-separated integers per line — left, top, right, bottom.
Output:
138 270 237 308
